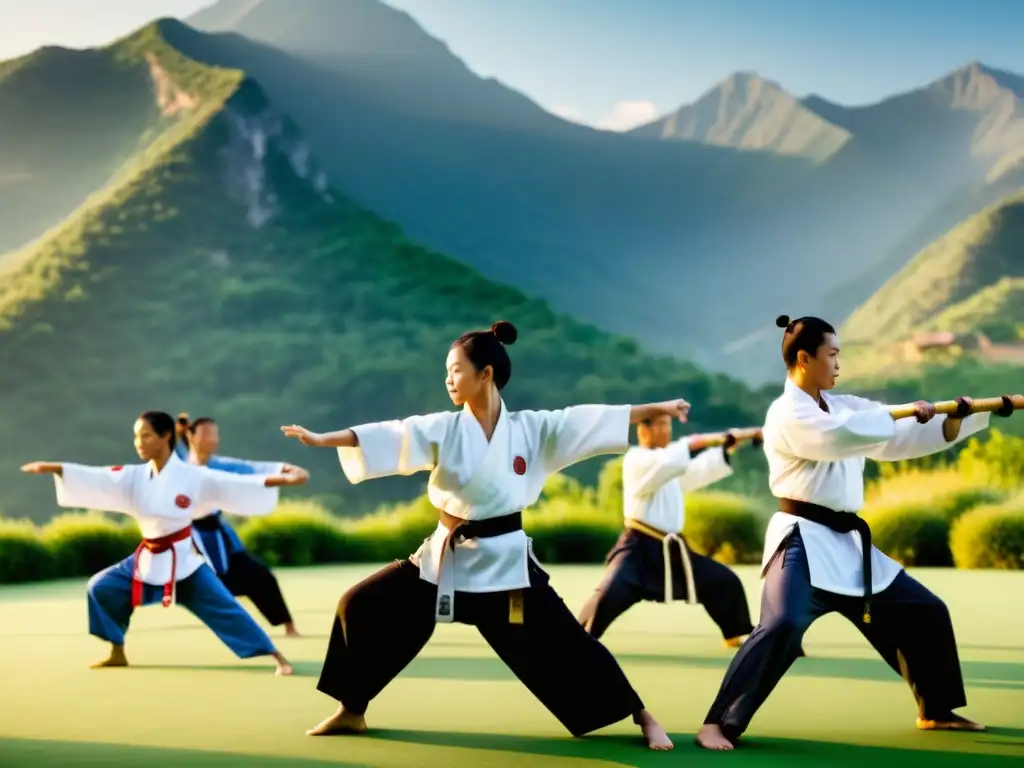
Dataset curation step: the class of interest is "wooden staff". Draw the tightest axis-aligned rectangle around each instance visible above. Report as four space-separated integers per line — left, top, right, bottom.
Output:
701 427 764 448
888 394 1023 421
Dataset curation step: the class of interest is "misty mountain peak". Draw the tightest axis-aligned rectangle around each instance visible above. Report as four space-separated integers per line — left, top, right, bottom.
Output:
630 70 850 160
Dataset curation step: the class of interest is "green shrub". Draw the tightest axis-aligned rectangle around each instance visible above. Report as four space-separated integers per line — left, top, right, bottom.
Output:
523 499 619 563
950 500 1024 569
956 430 1024 491
0 519 56 583
683 491 765 564
862 501 953 567
40 511 140 578
865 467 1007 520
237 501 350 567
340 495 438 561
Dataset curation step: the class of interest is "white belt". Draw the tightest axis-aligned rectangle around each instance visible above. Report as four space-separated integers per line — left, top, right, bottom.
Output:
626 518 697 605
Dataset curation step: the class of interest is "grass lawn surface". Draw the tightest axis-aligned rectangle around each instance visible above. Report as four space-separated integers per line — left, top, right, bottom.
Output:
0 564 1021 766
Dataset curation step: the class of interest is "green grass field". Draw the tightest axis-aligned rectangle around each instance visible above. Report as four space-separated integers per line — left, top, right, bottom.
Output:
0 565 1021 767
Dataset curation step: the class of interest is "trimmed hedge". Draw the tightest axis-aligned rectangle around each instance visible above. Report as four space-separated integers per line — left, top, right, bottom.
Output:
864 468 1008 520
862 501 953 567
3 464 1021 585
950 500 1024 569
41 512 139 577
0 487 766 583
682 491 764 564
0 519 55 583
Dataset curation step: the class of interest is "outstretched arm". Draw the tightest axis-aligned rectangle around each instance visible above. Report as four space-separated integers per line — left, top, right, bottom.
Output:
194 468 303 518
536 399 692 475
679 444 734 493
773 397 897 462
836 394 992 462
22 461 137 516
282 412 453 484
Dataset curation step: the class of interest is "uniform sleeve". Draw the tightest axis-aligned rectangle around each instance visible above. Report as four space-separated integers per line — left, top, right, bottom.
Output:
772 397 897 462
337 411 453 484
53 463 138 516
195 469 280 518
679 445 734 493
622 440 692 497
536 404 632 474
865 411 991 462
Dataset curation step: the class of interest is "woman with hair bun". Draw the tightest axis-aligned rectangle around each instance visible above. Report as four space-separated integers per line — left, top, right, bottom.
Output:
697 314 993 751
282 320 691 750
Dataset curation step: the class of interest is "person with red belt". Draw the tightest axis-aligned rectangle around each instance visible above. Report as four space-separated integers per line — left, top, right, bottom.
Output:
21 410 306 675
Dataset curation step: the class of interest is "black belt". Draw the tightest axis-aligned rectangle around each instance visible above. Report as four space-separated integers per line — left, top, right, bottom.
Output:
191 512 224 532
779 498 874 624
434 510 524 622
438 510 523 547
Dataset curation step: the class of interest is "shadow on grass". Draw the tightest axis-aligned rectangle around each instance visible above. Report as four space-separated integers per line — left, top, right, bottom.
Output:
126 659 323 677
389 652 1024 691
367 729 1023 766
0 738 367 767
615 652 1024 690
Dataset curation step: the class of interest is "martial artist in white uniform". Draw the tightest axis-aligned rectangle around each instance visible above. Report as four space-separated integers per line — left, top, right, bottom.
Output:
578 421 757 645
21 410 303 675
698 316 995 751
282 321 684 751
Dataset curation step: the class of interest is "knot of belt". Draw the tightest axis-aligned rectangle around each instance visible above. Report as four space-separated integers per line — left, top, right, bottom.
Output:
433 510 523 623
625 518 698 605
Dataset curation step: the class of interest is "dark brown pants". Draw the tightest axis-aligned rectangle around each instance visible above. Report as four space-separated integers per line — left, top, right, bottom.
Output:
317 558 645 737
704 527 969 743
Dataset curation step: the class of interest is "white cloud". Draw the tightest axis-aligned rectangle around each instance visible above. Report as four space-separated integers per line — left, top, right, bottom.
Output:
550 104 587 124
595 100 659 132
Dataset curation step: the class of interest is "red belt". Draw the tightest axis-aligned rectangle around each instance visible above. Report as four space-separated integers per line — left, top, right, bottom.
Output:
131 526 193 608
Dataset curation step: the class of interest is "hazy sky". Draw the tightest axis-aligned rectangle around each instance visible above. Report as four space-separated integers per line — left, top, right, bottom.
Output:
2 0 1022 131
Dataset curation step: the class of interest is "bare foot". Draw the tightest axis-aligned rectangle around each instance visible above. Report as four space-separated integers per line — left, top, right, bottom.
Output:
272 651 294 676
284 623 301 638
90 644 128 669
696 723 734 751
635 709 673 750
916 714 985 732
306 706 368 736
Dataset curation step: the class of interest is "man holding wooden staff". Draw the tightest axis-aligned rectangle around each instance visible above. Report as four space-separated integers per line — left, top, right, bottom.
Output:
577 420 762 648
697 314 1022 751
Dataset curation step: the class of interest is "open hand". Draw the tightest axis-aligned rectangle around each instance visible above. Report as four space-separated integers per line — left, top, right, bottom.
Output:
280 425 326 447
912 400 937 424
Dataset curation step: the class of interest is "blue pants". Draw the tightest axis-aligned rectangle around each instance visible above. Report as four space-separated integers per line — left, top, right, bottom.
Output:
87 556 278 659
703 527 967 742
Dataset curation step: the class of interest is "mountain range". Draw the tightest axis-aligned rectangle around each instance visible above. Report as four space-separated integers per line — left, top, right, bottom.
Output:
182 0 1024 379
0 19 769 521
1 0 1021 518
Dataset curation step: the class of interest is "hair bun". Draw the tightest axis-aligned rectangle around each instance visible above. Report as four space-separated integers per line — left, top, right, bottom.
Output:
491 320 518 345
775 315 791 329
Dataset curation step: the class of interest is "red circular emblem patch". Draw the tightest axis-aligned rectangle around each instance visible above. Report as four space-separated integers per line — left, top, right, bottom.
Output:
512 456 527 475
175 494 191 509
109 465 124 472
